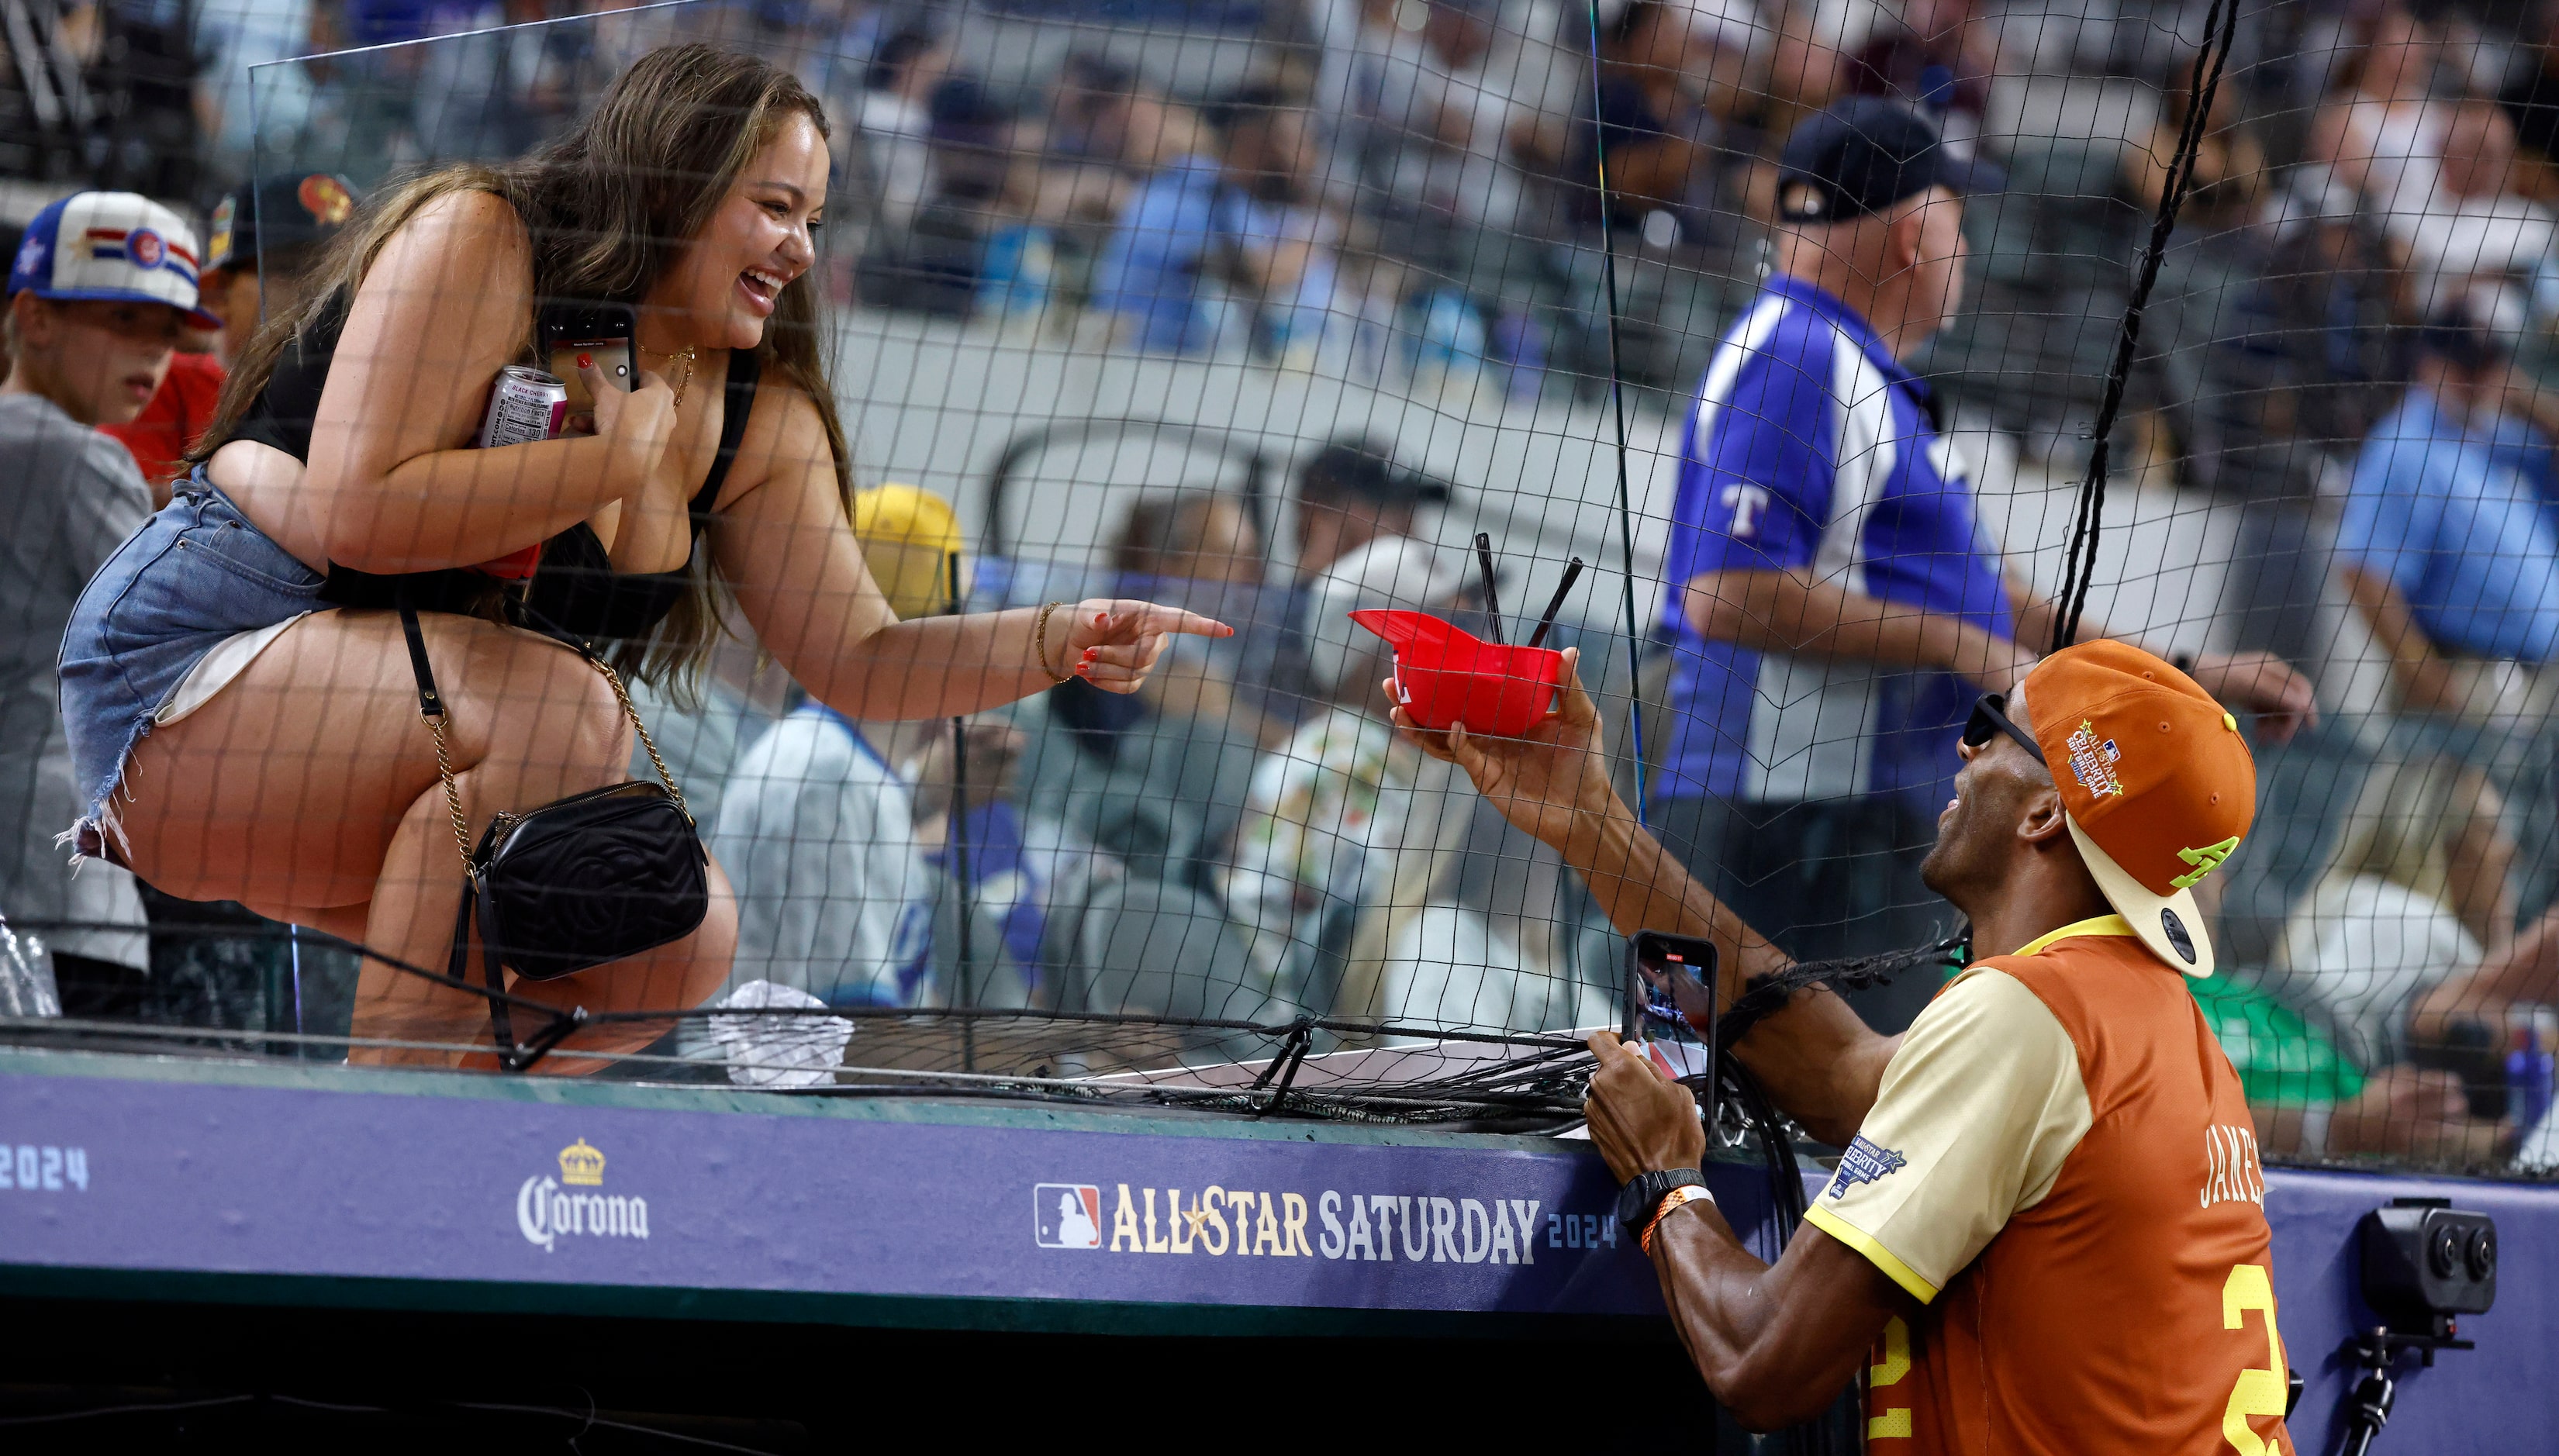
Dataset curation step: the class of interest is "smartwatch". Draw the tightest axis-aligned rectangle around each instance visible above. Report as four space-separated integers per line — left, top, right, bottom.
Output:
1616 1167 1708 1233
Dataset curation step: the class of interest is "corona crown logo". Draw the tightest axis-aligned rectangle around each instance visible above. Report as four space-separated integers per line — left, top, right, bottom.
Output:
515 1138 645 1251
558 1138 606 1186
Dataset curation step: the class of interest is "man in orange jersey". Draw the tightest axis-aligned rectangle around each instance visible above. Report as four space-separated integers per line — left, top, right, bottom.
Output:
1390 638 2292 1451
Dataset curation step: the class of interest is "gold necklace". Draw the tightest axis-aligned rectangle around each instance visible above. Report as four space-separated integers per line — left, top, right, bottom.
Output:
641 343 700 406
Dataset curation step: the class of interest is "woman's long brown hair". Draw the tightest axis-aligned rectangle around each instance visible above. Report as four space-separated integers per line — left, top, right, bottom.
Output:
192 43 854 690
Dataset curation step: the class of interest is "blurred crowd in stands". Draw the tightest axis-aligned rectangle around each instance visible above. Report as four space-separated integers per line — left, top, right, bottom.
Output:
11 0 2559 1175
25 0 2559 420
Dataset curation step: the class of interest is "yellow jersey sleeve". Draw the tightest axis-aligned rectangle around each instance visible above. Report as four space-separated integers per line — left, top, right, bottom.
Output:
1803 968 2092 1302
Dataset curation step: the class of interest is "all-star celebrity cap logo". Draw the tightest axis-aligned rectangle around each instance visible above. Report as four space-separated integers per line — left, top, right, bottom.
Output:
2066 719 2123 798
516 1138 650 1251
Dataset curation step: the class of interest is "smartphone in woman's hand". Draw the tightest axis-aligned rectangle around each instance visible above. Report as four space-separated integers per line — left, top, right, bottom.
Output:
539 302 638 429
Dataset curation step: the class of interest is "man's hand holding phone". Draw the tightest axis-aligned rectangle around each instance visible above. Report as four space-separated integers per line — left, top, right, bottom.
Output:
1583 1031 1710 1183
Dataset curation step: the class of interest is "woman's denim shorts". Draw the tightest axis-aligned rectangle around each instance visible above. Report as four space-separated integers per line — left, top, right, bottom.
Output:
58 467 327 850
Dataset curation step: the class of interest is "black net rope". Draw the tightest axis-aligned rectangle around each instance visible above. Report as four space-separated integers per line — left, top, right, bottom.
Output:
1715 928 1973 1054
2052 0 2243 653
6 914 1597 1120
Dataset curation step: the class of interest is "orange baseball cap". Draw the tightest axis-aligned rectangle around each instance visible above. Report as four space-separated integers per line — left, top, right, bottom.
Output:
2019 640 2256 976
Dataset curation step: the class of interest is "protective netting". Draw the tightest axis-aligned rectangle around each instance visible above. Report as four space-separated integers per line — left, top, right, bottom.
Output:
4 0 2559 1174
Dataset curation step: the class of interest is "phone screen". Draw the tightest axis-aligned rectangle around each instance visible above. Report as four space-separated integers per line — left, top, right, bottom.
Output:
1628 931 1718 1094
538 302 638 422
1630 931 1716 1034
547 336 635 417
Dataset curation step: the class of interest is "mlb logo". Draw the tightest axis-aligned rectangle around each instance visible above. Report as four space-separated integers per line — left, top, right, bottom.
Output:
129 229 164 268
1034 1183 1103 1248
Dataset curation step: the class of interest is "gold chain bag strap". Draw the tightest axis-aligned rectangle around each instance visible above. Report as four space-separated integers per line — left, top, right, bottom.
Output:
399 599 708 1060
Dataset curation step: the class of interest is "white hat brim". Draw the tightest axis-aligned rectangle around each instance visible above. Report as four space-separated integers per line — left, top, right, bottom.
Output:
2066 816 2215 977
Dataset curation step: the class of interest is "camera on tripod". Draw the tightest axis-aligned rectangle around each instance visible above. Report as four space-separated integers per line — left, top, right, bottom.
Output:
2362 1198 2496 1339
2336 1197 2498 1455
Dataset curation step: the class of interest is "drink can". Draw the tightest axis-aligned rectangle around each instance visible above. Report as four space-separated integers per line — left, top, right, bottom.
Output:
2509 1004 2557 1137
478 365 568 448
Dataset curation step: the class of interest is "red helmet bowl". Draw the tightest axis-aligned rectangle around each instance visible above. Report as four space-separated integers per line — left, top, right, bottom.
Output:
1349 608 1564 737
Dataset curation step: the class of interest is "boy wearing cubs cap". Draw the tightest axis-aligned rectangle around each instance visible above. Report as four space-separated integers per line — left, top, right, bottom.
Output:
6 191 215 424
1394 639 2294 1451
3 191 216 1017
98 174 361 490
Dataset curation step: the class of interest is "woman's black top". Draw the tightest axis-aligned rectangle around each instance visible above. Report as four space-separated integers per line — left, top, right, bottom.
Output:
233 288 762 647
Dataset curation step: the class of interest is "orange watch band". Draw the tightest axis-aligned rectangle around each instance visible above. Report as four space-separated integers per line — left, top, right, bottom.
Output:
1640 1183 1715 1255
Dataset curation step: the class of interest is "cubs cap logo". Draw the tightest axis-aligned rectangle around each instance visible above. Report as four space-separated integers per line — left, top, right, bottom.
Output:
4 191 218 329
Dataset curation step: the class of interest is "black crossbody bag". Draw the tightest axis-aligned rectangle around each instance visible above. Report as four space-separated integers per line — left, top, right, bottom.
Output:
398 601 708 1059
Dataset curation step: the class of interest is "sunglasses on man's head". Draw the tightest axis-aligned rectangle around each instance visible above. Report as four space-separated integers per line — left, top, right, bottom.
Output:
1963 693 2046 765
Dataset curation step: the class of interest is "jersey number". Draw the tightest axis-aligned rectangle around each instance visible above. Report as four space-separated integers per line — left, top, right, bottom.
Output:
1868 1315 1911 1440
1867 1269 2281 1447
2222 1263 2287 1454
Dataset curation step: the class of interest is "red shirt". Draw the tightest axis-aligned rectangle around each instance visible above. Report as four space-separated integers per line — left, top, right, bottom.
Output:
102 351 226 488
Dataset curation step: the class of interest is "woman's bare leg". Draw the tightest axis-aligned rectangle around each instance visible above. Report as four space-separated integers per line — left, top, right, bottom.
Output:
120 608 731 1066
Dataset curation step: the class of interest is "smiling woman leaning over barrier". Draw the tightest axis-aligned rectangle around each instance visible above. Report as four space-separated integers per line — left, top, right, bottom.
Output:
56 44 1226 1069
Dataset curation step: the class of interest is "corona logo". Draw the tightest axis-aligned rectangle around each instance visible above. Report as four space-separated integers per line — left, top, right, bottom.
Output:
558 1138 606 1186
516 1138 647 1252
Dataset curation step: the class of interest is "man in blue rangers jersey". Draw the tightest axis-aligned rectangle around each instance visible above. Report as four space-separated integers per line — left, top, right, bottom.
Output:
1652 98 2315 1029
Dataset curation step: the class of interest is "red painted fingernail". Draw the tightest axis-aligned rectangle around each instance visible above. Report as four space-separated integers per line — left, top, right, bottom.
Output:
577 353 592 368
1082 647 1097 660
1095 612 1109 626
1075 664 1090 677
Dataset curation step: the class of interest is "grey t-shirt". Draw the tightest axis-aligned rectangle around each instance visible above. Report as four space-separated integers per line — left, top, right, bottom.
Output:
0 394 151 968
